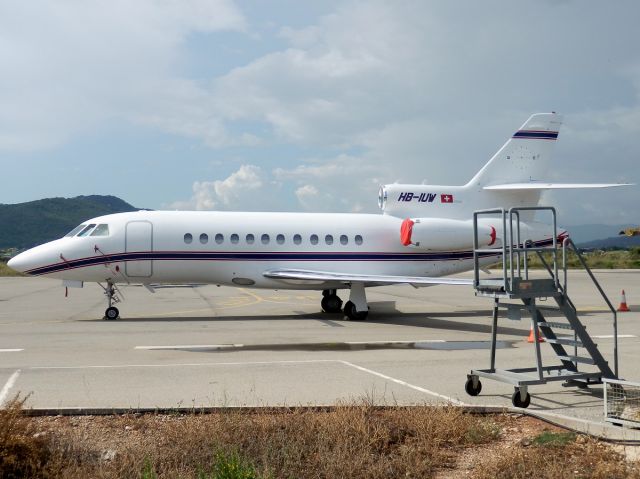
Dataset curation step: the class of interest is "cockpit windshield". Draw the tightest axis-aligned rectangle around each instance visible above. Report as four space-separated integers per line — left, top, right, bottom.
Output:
77 224 97 237
65 224 86 237
90 224 110 237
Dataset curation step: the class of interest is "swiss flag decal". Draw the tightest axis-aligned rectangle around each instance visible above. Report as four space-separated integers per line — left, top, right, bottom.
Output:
440 194 454 203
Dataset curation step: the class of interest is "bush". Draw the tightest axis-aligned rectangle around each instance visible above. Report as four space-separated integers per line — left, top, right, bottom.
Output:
0 396 55 478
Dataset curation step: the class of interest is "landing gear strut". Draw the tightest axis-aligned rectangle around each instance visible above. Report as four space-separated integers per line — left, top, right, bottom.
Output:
101 281 120 320
321 289 343 313
344 283 368 320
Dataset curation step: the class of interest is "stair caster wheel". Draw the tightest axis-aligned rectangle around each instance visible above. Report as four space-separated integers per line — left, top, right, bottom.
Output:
104 306 120 320
344 301 368 321
511 388 531 408
465 376 482 396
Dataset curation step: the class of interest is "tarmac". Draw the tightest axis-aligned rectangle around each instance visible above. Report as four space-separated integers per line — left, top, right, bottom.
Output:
1 270 640 439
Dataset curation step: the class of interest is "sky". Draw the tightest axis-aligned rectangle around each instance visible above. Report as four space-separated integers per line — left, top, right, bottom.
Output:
1 0 638 225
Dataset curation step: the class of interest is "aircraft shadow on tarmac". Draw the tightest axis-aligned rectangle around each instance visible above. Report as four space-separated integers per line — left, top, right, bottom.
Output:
101 300 530 337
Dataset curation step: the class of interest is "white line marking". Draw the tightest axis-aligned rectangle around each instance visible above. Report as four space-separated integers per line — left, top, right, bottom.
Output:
339 360 464 405
345 340 446 345
29 359 340 370
0 349 23 352
0 370 21 404
591 334 636 339
26 359 464 405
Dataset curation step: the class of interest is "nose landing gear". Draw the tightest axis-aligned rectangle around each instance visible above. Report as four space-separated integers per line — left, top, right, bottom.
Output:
100 281 122 320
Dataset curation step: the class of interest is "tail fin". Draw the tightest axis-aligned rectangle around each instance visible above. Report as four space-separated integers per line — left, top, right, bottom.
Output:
466 113 563 189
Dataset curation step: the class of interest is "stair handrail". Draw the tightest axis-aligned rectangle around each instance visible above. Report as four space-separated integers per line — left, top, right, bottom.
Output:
562 237 619 377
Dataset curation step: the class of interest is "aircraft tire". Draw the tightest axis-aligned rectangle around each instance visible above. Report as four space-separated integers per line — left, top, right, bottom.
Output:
321 295 343 313
344 301 368 321
105 306 120 320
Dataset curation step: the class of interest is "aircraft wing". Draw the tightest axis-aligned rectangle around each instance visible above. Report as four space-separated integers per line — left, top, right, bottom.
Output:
484 182 632 190
263 269 473 286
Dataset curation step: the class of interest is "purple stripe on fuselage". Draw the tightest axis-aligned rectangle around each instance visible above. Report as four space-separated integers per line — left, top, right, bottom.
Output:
24 238 555 276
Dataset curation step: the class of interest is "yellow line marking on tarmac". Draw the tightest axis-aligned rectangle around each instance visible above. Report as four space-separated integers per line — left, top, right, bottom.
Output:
124 291 265 318
239 288 266 303
239 289 316 306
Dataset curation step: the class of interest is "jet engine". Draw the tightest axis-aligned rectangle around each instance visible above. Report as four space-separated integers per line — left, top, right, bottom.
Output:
400 218 498 251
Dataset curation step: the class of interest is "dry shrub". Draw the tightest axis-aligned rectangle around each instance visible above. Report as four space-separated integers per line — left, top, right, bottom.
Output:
474 435 640 479
17 403 501 478
0 395 56 478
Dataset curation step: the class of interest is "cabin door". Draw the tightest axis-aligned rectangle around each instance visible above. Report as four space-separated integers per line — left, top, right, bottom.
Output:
125 221 153 277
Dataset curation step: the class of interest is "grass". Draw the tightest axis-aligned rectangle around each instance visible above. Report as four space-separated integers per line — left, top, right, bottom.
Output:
0 399 502 479
531 431 576 447
0 261 24 277
487 247 640 270
2 397 639 478
525 247 640 269
475 434 639 479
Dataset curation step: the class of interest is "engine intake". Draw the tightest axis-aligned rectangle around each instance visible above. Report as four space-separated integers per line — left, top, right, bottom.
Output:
400 218 498 251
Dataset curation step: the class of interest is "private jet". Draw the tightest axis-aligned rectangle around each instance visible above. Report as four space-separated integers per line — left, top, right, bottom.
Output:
8 113 627 320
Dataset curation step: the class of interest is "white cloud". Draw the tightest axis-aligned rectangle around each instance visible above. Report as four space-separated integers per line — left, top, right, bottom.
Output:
0 0 246 152
4 1 640 224
175 164 267 210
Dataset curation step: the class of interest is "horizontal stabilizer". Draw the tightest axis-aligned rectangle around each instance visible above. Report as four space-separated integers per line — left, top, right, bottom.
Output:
484 182 633 191
264 269 473 286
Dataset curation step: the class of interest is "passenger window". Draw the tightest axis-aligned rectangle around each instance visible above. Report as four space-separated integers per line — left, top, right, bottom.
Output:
355 235 363 245
215 233 224 244
184 233 193 244
325 234 334 245
200 233 208 244
77 224 97 237
261 234 270 245
246 234 255 244
310 234 319 245
276 234 285 245
340 235 348 245
90 224 110 237
65 224 86 237
293 234 302 245
230 233 239 244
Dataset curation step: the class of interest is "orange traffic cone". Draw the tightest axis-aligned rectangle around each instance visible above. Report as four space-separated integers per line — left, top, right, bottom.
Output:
618 290 630 312
527 325 544 343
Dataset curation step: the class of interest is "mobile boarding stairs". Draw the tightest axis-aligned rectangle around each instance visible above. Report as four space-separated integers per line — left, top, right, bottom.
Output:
465 207 619 408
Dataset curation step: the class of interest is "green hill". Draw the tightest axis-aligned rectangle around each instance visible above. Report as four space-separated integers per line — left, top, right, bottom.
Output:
0 195 138 250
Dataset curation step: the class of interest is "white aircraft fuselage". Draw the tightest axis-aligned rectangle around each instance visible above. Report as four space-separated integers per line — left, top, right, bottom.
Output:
9 210 553 288
8 112 626 320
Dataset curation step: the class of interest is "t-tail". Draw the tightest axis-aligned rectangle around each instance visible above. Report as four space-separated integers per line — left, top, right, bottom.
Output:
380 112 629 220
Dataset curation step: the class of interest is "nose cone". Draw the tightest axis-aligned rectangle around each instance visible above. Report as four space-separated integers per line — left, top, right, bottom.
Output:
7 252 31 274
6 239 69 276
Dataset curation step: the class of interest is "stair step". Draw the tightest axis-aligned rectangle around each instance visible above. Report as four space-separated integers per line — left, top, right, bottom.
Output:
557 355 596 365
538 321 577 331
546 337 583 347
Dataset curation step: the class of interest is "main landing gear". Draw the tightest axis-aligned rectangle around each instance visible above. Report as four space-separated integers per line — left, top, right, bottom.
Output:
100 281 121 320
321 289 343 313
321 284 369 321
